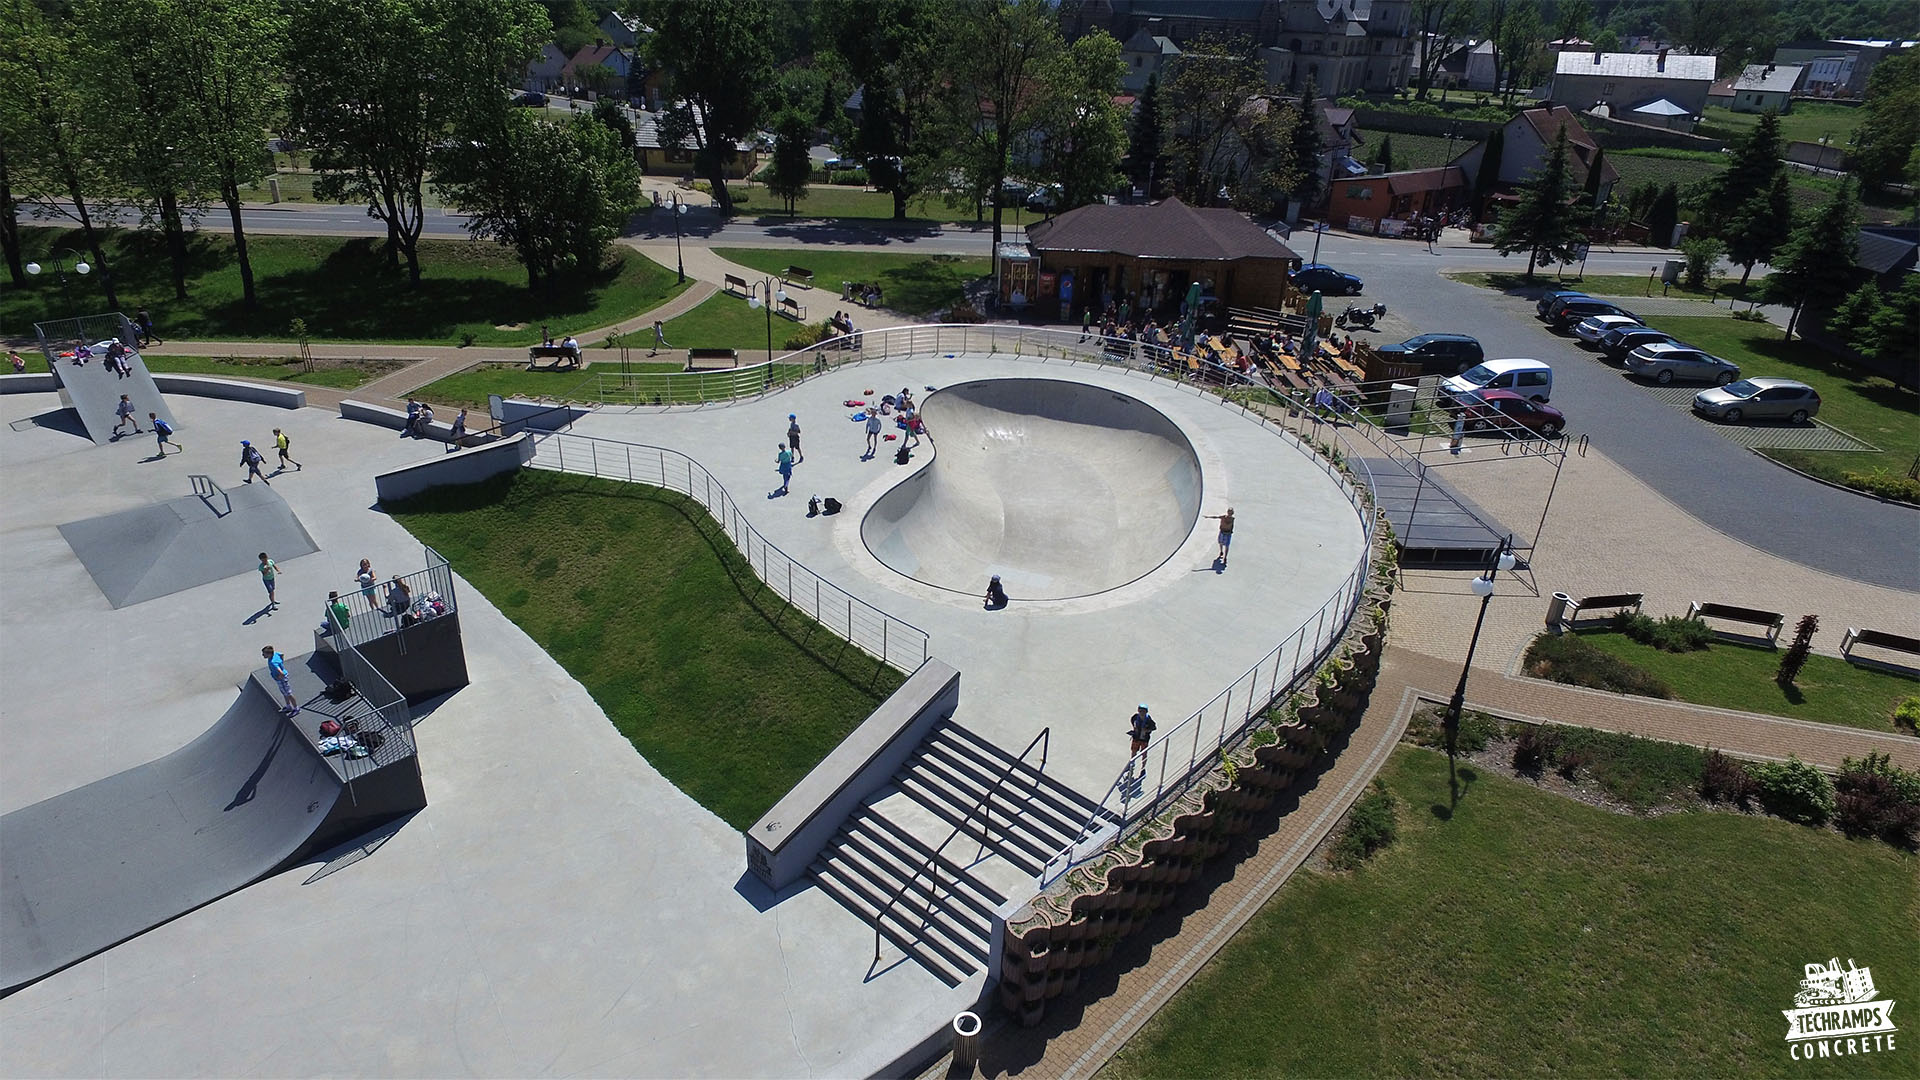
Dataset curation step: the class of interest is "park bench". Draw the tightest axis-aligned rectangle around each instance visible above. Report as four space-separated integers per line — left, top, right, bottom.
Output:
686 347 739 371
779 295 807 321
724 274 749 297
1839 627 1920 677
526 344 582 371
782 265 814 289
1685 601 1786 646
1565 592 1643 628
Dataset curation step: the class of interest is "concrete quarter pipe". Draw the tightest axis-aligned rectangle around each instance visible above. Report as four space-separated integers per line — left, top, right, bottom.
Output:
861 378 1204 599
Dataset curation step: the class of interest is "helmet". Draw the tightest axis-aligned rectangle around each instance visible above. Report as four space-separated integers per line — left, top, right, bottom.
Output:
241 439 250 445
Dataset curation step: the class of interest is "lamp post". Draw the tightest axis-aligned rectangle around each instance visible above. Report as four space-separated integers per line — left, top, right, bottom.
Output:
669 194 689 284
1443 535 1516 801
25 248 92 311
747 277 787 366
1309 221 1328 263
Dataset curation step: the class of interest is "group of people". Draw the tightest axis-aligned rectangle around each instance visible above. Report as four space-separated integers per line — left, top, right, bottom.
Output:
256 556 437 716
237 429 302 483
827 310 860 347
840 282 883 308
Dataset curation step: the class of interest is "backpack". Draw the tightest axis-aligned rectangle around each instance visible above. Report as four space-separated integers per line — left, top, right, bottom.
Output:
318 719 342 737
154 419 172 435
894 445 911 465
358 729 385 752
323 679 356 703
246 446 263 465
822 497 842 515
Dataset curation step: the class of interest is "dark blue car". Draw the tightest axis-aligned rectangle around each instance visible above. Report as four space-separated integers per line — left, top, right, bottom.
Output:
1291 263 1364 296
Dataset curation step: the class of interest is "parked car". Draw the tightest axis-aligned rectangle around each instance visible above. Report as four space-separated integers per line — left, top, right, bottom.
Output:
1375 333 1484 375
512 91 548 107
1535 290 1590 318
1291 263 1364 296
1545 298 1637 332
1692 377 1821 423
1624 342 1741 385
1599 325 1678 361
1442 357 1555 403
1460 389 1566 437
1572 314 1643 345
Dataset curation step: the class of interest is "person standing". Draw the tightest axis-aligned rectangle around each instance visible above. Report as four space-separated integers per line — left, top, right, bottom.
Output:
262 645 300 715
151 413 178 455
320 591 351 635
272 428 301 471
786 413 803 463
356 558 377 601
448 408 468 449
404 398 421 438
240 440 270 484
775 443 794 496
112 394 141 436
1206 508 1235 564
864 409 883 459
1129 704 1156 756
650 319 669 356
136 307 161 346
258 551 281 610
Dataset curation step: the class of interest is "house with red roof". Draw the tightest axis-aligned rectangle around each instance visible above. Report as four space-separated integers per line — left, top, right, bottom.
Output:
1449 105 1620 208
1022 196 1300 318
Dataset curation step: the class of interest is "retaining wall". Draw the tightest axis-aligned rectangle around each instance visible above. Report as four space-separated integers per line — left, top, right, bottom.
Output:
151 374 306 409
372 433 536 503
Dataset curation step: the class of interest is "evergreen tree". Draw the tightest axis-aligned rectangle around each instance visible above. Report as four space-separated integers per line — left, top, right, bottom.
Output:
1841 275 1920 361
1849 50 1920 189
1373 134 1394 172
1702 110 1782 232
1123 73 1167 195
1289 75 1324 210
1471 126 1504 216
1646 182 1679 247
1583 146 1606 203
766 109 813 214
1492 127 1583 280
1724 171 1794 285
1763 179 1861 339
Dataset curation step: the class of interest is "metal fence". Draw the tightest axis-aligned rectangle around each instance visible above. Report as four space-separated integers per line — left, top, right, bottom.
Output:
327 620 418 779
33 313 137 371
523 432 931 673
325 546 460 652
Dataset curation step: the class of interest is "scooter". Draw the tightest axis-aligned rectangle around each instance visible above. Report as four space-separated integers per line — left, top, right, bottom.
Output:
1336 302 1386 330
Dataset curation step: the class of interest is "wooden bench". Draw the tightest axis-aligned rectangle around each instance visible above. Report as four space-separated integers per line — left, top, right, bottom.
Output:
778 295 806 321
686 347 739 371
526 344 582 370
723 274 749 297
782 265 813 289
1840 627 1920 676
1685 601 1786 646
1566 592 1643 627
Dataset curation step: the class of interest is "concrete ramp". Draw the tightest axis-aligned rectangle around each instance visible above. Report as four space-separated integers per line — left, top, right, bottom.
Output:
861 378 1203 599
58 480 318 608
35 317 178 446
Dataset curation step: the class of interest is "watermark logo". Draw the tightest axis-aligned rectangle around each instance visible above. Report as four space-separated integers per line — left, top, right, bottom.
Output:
1783 958 1898 1061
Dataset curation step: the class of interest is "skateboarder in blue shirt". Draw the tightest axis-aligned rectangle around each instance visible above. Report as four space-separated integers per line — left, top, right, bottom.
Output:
261 645 299 715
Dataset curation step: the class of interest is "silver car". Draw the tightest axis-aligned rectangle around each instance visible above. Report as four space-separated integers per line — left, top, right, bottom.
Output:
1692 377 1822 423
1626 342 1741 385
1573 314 1642 345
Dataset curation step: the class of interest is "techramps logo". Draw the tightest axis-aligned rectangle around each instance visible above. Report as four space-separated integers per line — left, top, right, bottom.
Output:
1782 958 1898 1062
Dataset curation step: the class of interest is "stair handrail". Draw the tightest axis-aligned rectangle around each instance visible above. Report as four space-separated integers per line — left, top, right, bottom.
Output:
874 725 1049 966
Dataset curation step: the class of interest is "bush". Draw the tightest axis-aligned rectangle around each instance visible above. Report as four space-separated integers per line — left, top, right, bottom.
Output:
828 168 869 186
1835 753 1920 849
1700 750 1757 806
1747 756 1835 826
1732 308 1770 322
1405 706 1501 752
1329 778 1397 869
1895 696 1920 733
1512 726 1560 774
946 303 987 324
1776 614 1819 687
1612 613 1714 652
1842 471 1920 503
781 320 836 351
1524 633 1674 698
1680 235 1725 290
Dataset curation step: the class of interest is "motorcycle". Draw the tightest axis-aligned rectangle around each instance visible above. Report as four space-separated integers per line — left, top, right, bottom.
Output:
1336 302 1387 331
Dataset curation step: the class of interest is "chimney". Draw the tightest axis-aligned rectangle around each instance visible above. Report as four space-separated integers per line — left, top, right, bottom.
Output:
1592 46 1602 64
1657 48 1668 70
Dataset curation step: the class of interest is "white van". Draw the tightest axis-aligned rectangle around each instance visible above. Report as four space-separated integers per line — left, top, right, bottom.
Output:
1441 358 1554 403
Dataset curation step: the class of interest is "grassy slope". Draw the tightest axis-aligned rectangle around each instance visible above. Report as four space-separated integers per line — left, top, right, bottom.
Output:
1356 128 1465 171
4 227 687 346
1578 630 1919 733
13 350 393 390
1643 316 1919 486
1697 103 1866 147
713 248 990 318
1102 746 1919 1079
391 471 904 830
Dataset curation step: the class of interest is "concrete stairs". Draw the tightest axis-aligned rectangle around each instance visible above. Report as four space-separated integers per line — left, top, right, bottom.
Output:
808 721 1099 986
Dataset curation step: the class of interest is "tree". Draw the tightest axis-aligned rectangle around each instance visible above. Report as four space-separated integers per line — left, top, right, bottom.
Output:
1723 171 1794 285
1411 0 1469 102
815 0 938 221
1850 51 1920 190
1471 126 1503 211
1762 178 1861 339
1492 127 1584 279
1123 73 1169 195
172 0 291 311
1776 614 1819 688
1288 76 1326 211
1658 0 1776 71
766 110 813 214
1480 0 1511 102
1033 32 1130 213
1583 145 1606 204
645 0 779 215
1700 109 1782 233
591 98 638 156
1495 0 1544 105
1373 134 1395 172
435 111 642 292
1645 182 1679 247
1835 274 1920 361
1553 0 1592 42
545 0 596 54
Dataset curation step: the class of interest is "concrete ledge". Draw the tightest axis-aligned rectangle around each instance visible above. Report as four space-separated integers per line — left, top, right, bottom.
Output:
747 659 959 890
373 432 535 504
0 373 59 394
151 374 306 409
499 397 590 435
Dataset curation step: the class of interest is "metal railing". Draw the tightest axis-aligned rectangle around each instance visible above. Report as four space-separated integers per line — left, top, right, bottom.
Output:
326 618 418 779
33 312 138 369
524 431 930 673
189 474 231 517
326 546 460 652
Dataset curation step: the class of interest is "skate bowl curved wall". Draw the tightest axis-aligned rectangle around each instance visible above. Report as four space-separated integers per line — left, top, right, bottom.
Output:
861 378 1203 600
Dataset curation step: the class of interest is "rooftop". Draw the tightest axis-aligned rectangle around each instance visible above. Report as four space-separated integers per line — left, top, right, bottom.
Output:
1026 197 1299 262
1731 63 1806 94
1554 50 1717 82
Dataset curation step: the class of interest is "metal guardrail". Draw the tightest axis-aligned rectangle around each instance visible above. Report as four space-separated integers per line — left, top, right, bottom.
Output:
325 546 460 652
188 474 231 517
524 431 931 674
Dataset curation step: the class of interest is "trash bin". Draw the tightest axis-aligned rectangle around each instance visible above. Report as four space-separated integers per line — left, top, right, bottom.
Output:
952 1011 983 1068
1545 592 1572 632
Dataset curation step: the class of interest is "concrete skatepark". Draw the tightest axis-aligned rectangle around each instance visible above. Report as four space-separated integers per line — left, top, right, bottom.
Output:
0 338 1369 1075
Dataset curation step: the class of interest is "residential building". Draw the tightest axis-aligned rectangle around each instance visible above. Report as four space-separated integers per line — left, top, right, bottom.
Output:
561 45 635 101
1460 40 1498 92
1023 196 1301 318
1325 166 1468 234
633 111 760 179
1726 64 1806 113
1120 21 1182 93
1799 55 1852 95
1772 39 1915 95
524 42 568 95
1065 0 1415 96
1549 48 1717 122
1449 106 1620 207
597 11 650 50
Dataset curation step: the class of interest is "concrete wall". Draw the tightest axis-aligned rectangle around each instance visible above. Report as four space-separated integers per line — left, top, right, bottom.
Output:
372 433 536 504
151 374 306 409
0 373 58 394
499 397 590 435
746 660 960 890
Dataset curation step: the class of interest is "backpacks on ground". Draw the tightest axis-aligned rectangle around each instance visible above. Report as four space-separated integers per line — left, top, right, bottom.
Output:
822 497 842 515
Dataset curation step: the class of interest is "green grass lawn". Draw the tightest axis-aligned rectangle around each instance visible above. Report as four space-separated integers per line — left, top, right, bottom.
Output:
731 182 976 224
1697 103 1866 148
1355 128 1463 171
1576 629 1919 733
1609 149 1728 195
12 349 396 389
389 470 905 830
713 248 989 318
4 226 687 346
1446 270 1761 303
411 358 809 409
1642 316 1919 489
1101 746 1918 1079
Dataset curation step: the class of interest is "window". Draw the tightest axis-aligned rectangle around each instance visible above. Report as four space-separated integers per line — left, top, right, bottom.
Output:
1347 184 1372 200
1518 372 1548 387
1602 82 1616 95
1135 56 1143 67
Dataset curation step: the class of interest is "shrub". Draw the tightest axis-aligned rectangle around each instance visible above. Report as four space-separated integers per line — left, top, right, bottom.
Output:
1512 726 1560 774
1524 633 1673 698
1747 756 1835 826
1895 696 1920 733
1330 779 1397 869
1405 706 1500 752
1776 614 1819 687
946 303 987 324
1834 753 1920 848
828 168 869 186
1612 612 1714 652
1842 471 1920 503
1700 750 1757 807
781 320 836 351
1732 308 1770 322
1680 235 1724 290
1556 747 1589 781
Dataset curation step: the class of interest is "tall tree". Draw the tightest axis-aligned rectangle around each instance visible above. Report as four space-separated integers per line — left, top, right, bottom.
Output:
1123 73 1169 196
1657 0 1775 71
1471 125 1503 211
1034 32 1130 213
1849 51 1920 190
816 0 938 221
1495 0 1544 104
1411 0 1468 102
1480 0 1511 103
1492 127 1584 279
1373 134 1396 172
645 0 779 216
1763 179 1861 339
1289 76 1326 211
1553 0 1592 42
1 0 120 307
290 0 548 287
1836 274 1919 362
172 0 290 311
1161 36 1265 206
1701 109 1783 232
1645 181 1679 247
1583 145 1607 204
1723 171 1793 285
765 110 813 214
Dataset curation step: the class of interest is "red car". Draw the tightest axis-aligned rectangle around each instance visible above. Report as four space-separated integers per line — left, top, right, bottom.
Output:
1461 389 1566 437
